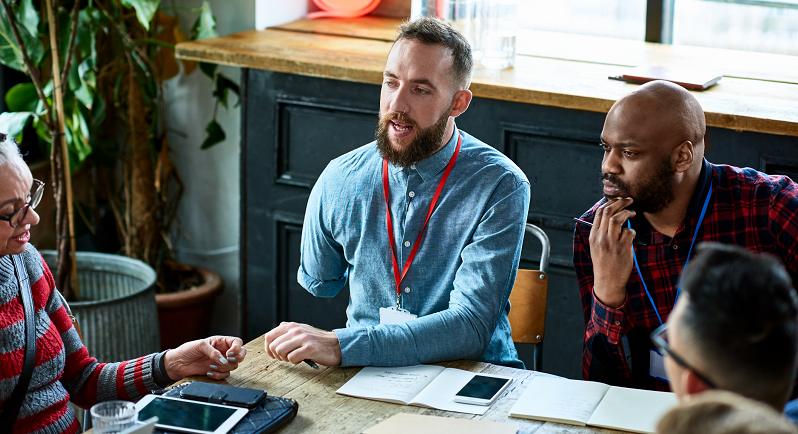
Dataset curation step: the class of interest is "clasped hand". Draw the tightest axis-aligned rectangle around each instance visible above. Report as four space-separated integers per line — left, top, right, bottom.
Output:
589 197 637 308
264 322 342 367
163 336 248 381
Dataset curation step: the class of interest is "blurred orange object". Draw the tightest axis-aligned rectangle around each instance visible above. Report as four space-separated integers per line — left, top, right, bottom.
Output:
309 0 382 18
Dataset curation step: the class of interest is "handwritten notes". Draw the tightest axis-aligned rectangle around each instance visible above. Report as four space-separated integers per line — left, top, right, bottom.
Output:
335 365 495 415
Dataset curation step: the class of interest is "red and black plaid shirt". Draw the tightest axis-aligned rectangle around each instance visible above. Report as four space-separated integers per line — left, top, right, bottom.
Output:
573 159 798 391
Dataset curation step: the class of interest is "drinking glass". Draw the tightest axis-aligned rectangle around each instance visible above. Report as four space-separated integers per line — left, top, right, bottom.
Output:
444 0 482 59
480 0 518 69
90 401 137 434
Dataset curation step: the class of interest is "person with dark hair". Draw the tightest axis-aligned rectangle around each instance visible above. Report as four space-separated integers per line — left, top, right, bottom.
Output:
573 80 798 392
651 243 798 410
263 17 530 368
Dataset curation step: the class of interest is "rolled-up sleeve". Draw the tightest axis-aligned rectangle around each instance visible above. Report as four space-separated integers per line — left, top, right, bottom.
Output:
298 165 349 298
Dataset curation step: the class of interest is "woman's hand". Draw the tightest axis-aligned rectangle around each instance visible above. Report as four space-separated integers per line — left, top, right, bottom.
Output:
163 336 248 380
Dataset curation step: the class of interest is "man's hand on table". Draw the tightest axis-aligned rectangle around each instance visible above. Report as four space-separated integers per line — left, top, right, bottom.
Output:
264 322 342 367
589 197 636 308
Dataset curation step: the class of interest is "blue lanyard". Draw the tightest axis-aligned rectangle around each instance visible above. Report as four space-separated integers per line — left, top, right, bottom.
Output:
630 181 713 325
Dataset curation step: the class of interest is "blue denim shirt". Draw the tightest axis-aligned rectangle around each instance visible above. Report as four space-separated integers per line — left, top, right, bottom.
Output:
298 128 530 368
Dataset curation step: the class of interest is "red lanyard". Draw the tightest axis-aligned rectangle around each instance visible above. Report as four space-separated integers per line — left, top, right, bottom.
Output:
383 133 462 302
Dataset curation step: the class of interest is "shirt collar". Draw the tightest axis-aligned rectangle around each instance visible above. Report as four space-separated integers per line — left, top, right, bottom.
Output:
389 125 460 182
686 158 713 218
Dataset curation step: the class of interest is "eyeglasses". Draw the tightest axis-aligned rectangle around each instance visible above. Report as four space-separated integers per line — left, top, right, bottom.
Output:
650 322 717 389
0 179 45 228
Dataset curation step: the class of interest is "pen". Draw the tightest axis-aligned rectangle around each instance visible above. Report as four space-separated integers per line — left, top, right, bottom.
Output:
573 218 648 246
304 359 319 369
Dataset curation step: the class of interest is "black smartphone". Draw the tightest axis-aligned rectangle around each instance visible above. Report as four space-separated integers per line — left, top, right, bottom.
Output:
180 382 267 409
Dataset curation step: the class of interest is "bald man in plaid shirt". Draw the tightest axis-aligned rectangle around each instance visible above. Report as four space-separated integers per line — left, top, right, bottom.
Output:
573 80 798 392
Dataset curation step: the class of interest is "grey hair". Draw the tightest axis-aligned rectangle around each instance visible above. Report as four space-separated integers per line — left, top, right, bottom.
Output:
0 133 24 167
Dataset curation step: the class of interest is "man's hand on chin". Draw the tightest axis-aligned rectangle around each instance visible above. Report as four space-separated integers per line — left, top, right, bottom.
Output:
264 322 343 367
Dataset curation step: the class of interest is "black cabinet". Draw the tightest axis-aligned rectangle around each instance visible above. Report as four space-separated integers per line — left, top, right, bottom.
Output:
240 69 798 379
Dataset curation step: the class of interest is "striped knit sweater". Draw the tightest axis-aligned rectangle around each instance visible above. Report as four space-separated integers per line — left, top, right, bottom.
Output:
0 245 171 434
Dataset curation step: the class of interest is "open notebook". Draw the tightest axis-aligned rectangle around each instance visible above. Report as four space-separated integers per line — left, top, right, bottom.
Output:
509 377 678 433
336 365 501 415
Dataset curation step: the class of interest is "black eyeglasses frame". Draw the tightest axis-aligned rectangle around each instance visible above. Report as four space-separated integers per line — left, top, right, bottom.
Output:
650 322 717 389
0 179 45 228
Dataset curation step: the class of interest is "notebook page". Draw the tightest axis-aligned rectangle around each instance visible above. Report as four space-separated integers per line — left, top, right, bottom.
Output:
409 368 490 415
508 377 610 425
587 387 678 433
336 365 446 405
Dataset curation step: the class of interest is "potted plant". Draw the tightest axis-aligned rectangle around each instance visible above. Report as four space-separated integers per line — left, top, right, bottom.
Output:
0 0 237 356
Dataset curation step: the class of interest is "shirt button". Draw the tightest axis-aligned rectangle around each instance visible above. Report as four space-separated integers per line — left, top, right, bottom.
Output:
404 241 411 247
404 287 411 293
410 164 416 169
672 245 678 250
408 191 415 198
614 321 621 326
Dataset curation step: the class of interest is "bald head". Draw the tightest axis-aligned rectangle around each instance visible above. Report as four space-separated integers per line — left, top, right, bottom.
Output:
607 81 706 155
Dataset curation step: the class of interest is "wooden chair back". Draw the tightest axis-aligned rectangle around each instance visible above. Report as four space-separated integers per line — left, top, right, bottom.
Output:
507 223 550 370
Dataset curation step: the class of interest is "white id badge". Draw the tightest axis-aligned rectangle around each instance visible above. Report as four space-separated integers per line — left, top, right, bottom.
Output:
379 307 417 324
649 349 669 382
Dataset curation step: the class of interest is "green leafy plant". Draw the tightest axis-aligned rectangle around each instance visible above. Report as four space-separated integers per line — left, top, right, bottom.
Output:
0 0 238 299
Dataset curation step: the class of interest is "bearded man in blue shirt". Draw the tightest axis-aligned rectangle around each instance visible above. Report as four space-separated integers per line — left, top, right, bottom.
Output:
263 17 531 369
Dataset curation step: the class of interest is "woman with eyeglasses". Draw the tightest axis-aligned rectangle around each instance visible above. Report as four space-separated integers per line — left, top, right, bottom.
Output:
0 134 247 433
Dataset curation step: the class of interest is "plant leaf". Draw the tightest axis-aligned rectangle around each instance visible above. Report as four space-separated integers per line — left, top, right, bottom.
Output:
190 1 217 41
0 9 44 71
5 83 39 112
119 0 161 31
16 0 39 37
212 73 240 109
0 111 34 142
199 62 216 79
200 119 225 149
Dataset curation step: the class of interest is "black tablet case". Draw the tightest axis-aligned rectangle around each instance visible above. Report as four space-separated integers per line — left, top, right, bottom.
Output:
152 382 298 434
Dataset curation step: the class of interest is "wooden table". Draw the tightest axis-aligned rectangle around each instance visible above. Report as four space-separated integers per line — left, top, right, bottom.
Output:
171 336 624 434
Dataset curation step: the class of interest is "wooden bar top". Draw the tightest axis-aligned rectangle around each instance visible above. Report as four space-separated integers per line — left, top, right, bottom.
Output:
159 335 624 434
176 17 798 137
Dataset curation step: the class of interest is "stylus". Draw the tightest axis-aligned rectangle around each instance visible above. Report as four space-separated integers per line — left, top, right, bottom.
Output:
304 359 319 369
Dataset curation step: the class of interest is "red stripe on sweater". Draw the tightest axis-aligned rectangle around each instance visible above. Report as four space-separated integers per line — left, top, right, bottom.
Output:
62 344 94 379
117 360 132 401
70 362 103 407
12 394 75 434
132 356 149 397
0 295 23 329
29 272 51 310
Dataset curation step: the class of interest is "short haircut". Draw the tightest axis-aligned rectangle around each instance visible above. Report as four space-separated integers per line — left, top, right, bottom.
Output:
679 243 798 408
0 133 23 167
394 16 474 91
656 390 798 434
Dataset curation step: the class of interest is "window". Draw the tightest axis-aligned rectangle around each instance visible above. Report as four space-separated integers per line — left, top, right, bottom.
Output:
518 0 646 40
517 0 798 56
673 0 798 56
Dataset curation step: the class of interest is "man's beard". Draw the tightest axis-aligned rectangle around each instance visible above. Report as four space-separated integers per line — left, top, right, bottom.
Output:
601 158 676 214
376 109 450 168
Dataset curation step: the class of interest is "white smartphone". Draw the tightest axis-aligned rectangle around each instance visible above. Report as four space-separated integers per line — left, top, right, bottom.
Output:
452 374 513 406
135 395 248 434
